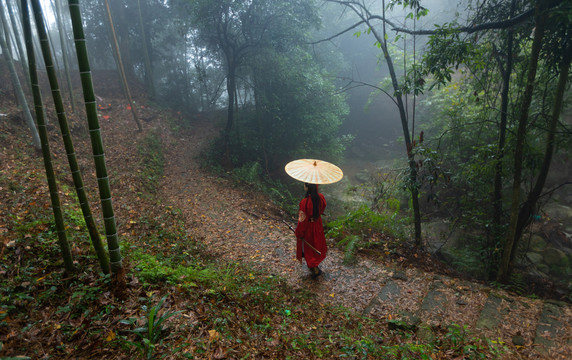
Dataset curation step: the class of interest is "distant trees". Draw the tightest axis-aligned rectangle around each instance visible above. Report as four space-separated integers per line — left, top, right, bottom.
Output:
324 0 571 281
0 1 41 150
405 0 570 279
186 0 349 169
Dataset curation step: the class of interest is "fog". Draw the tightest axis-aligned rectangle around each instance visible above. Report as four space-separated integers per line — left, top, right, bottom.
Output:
317 0 466 173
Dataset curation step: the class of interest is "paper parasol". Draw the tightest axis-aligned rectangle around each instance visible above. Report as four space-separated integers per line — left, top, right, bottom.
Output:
285 159 343 185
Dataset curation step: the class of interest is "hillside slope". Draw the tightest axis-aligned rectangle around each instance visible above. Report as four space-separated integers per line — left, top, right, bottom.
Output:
0 87 570 358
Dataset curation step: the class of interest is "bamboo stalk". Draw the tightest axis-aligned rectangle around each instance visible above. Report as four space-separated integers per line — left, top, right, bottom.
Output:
30 0 110 274
67 0 124 282
21 0 74 273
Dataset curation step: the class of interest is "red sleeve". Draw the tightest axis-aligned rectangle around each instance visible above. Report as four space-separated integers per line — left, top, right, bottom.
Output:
295 198 308 238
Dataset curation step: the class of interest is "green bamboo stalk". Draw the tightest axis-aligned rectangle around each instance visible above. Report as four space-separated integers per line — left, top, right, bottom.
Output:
20 0 74 273
67 0 124 281
29 0 110 274
0 5 41 150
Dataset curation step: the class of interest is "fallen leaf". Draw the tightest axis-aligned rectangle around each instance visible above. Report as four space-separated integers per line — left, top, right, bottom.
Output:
208 329 220 342
106 330 115 342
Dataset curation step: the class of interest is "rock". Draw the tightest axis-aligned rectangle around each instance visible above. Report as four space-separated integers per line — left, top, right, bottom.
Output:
525 252 544 265
529 235 548 252
456 299 468 306
387 319 417 331
512 335 526 346
392 271 408 281
436 246 456 264
537 263 550 276
542 248 568 266
416 325 434 342
543 203 572 221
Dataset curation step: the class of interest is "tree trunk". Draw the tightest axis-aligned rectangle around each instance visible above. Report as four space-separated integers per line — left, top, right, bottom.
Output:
53 0 76 113
497 1 547 282
68 0 125 287
137 0 155 99
508 44 571 270
21 0 74 273
0 6 41 150
103 0 142 131
109 0 134 80
222 62 236 168
226 63 236 134
369 0 422 246
30 0 110 274
492 0 516 243
5 0 31 87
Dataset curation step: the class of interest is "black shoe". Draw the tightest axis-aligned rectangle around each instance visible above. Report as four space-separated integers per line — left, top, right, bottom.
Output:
310 267 322 279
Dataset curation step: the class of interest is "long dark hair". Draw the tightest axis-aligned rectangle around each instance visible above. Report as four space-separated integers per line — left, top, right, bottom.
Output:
305 183 321 220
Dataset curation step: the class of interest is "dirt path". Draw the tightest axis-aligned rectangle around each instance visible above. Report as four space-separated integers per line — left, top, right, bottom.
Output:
159 117 571 359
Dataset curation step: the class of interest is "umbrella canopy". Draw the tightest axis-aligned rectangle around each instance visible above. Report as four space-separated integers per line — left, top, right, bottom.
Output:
285 159 343 185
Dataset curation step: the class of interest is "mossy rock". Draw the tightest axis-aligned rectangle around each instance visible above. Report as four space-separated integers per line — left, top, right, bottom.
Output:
526 252 543 265
529 235 548 252
542 248 568 266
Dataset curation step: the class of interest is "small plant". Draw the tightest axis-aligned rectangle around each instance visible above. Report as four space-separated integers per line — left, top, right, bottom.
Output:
120 295 181 359
338 235 360 265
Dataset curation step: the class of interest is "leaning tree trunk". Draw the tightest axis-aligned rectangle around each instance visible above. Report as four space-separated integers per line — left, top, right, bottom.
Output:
21 0 74 273
53 0 76 113
30 0 110 274
67 0 125 285
5 0 31 88
102 0 142 131
0 6 41 150
364 0 422 246
507 43 572 272
497 1 547 282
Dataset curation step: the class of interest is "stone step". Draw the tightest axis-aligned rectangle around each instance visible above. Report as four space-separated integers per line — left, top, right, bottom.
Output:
357 274 571 357
534 301 570 355
419 285 448 322
363 279 400 315
475 293 507 330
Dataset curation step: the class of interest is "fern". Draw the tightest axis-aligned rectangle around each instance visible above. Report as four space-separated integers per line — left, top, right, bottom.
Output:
339 235 360 265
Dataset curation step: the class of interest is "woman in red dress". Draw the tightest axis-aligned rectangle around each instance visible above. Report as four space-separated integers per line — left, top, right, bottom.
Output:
295 183 327 279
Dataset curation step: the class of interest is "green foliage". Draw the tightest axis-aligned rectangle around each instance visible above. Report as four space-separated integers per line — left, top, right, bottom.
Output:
338 235 360 265
326 205 409 241
120 295 182 360
421 22 484 89
232 161 263 186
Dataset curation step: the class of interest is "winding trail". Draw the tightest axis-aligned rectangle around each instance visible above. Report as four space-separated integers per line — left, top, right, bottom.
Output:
159 117 571 359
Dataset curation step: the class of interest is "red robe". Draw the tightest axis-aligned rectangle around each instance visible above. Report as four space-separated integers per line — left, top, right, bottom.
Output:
295 193 327 268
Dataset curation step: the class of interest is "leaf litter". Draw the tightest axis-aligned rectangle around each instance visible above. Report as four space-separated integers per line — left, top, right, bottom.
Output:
0 87 570 358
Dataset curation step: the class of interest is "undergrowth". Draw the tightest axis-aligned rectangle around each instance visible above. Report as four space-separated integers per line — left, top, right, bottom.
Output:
325 205 411 264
